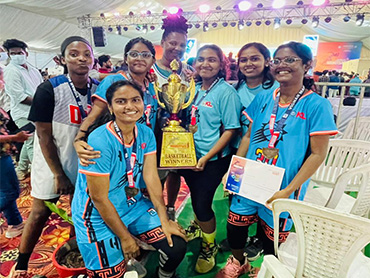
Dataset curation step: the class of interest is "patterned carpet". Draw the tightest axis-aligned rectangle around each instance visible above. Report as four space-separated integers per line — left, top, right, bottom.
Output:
0 177 190 278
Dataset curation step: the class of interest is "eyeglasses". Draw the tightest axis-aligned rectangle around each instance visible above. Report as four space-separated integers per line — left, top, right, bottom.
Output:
270 57 302 66
127 51 153 59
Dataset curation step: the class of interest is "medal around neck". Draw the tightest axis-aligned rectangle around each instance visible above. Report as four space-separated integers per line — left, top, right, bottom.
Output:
154 59 197 169
125 186 139 198
262 148 279 159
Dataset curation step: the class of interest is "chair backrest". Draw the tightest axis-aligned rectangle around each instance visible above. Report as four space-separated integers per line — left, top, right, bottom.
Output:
325 164 370 216
311 139 370 189
272 199 370 278
342 117 370 140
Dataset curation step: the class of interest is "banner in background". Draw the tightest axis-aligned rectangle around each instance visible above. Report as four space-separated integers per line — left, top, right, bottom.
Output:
315 42 362 72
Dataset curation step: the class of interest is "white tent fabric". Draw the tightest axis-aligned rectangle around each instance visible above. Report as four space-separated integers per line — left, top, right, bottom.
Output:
1 0 369 59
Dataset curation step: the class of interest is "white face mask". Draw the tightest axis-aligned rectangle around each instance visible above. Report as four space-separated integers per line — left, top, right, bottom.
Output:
0 52 8 62
10 54 27 65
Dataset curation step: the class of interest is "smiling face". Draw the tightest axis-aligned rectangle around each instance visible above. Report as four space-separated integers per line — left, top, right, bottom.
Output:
109 85 144 125
195 48 222 81
125 42 155 75
238 46 269 80
271 47 311 85
161 32 187 62
61 41 93 75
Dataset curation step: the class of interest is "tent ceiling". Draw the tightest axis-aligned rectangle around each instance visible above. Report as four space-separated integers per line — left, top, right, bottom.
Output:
1 0 369 58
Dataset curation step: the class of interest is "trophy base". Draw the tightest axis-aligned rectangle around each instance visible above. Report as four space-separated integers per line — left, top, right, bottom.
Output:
159 131 197 169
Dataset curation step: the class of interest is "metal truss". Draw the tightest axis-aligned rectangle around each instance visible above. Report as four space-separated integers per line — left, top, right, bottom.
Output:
77 2 370 29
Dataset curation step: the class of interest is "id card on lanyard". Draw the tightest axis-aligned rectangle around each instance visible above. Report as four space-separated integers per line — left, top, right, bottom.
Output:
67 75 91 120
113 121 139 200
261 86 306 160
190 78 220 126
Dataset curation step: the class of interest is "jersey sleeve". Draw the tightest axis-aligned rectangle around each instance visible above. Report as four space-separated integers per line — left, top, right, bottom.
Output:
28 81 54 123
309 98 338 136
92 75 124 103
219 87 242 129
143 128 156 155
244 93 262 123
79 130 112 176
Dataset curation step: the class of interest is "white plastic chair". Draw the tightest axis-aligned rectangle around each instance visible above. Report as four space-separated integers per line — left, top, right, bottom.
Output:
258 199 370 278
342 117 370 141
310 139 370 191
304 164 370 217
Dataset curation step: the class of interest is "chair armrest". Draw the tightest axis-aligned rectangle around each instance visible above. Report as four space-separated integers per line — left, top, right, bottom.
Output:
257 255 294 278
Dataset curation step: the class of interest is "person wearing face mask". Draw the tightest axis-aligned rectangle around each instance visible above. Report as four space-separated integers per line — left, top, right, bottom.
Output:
3 39 43 180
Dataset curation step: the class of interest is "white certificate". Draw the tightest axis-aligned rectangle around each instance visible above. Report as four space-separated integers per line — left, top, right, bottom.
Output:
225 155 285 205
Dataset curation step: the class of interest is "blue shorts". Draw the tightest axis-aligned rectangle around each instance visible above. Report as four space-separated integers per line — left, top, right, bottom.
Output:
229 195 292 232
77 199 163 274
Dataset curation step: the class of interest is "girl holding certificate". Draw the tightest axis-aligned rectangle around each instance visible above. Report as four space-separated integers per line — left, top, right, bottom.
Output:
217 42 337 277
72 80 187 278
178 44 241 274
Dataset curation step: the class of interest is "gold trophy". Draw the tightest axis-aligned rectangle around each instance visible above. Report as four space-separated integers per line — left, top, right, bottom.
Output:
154 59 197 169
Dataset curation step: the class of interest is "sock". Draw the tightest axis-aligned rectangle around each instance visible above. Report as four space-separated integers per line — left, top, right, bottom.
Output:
202 230 216 245
158 267 175 278
15 252 32 270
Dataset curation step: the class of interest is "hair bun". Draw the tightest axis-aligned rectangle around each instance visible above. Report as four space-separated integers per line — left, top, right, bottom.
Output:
161 15 188 34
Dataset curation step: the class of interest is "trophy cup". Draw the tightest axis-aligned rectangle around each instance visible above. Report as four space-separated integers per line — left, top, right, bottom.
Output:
154 59 197 169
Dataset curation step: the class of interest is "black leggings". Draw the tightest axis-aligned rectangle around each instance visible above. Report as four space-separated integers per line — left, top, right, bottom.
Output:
179 155 231 222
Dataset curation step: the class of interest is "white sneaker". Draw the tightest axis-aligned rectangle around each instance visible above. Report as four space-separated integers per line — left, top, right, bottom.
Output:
5 222 25 238
126 259 147 278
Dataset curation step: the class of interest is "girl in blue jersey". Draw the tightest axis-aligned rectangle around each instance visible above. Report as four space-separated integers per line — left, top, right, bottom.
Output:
72 80 187 278
74 37 158 166
178 44 241 274
217 42 338 278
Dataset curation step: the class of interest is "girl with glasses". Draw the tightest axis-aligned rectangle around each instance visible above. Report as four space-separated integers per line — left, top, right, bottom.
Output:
74 37 158 167
217 42 338 278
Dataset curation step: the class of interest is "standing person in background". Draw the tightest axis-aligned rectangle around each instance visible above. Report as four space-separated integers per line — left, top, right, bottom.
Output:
152 15 194 221
98 54 112 73
2 39 43 180
364 69 370 97
217 42 337 278
178 44 241 274
349 73 362 96
8 36 98 278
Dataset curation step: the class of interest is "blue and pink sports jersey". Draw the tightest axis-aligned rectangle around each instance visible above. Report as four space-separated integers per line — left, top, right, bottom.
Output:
72 122 156 243
244 88 338 200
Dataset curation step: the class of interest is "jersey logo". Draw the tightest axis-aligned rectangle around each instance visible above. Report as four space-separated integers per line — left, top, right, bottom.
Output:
141 143 147 149
202 101 213 108
296 112 306 120
69 104 91 124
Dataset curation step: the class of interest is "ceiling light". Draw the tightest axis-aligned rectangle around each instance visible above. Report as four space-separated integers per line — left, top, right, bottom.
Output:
203 22 209 32
272 0 285 9
274 18 281 29
230 22 237 27
312 16 319 28
265 20 271 26
301 18 308 24
238 1 252 11
312 0 326 6
168 6 179 14
286 19 292 25
212 22 218 28
255 20 262 26
343 15 351 22
222 22 228 27
199 4 210 13
238 20 245 30
356 14 364 26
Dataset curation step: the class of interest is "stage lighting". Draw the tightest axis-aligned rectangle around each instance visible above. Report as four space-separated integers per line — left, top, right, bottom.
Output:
129 11 134 16
146 10 151 15
222 22 228 27
274 18 281 29
246 21 252 27
114 12 120 17
162 9 167 14
188 24 193 29
168 6 179 14
203 22 209 32
107 26 113 32
296 1 304 5
343 15 351 22
301 18 308 24
199 4 210 13
230 22 237 27
286 19 292 25
150 25 156 31
255 20 262 26
345 0 352 2
195 23 201 29
116 25 122 35
216 6 222 10
312 0 325 6
257 3 263 8
100 13 105 18
265 20 271 26
312 16 319 28
324 16 332 23
212 22 218 28
272 0 285 9
123 26 129 31
135 25 142 31
356 14 364 26
238 20 245 30
142 25 148 34
238 1 252 11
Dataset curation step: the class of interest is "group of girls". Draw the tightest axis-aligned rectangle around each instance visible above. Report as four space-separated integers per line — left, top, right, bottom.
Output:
70 15 337 278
